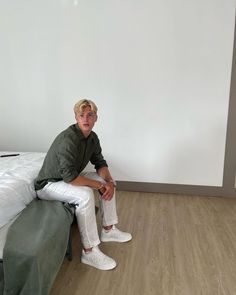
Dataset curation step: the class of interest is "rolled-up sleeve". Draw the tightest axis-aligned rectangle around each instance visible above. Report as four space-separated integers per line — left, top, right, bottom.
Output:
90 138 108 171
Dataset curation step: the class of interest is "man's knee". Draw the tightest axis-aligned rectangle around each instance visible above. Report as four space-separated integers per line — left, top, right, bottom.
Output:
76 187 95 210
85 172 105 184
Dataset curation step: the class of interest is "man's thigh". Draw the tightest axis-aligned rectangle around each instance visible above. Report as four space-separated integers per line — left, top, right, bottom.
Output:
37 181 94 205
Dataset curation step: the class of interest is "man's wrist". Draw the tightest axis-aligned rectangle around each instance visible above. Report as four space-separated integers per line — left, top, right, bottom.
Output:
96 182 104 190
107 179 117 187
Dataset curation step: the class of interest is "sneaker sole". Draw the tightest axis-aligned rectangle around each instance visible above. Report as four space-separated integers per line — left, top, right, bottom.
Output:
81 257 117 271
100 236 132 243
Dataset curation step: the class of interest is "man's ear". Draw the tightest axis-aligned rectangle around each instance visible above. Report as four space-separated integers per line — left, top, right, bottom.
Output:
95 114 98 122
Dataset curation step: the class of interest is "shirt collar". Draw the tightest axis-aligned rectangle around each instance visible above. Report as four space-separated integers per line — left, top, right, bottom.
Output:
75 124 95 142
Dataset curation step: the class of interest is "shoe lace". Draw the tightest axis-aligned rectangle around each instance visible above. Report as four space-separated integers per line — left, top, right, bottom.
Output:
90 248 108 264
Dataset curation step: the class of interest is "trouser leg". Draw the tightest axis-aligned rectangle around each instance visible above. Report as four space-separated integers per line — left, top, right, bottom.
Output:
82 172 118 226
37 181 100 249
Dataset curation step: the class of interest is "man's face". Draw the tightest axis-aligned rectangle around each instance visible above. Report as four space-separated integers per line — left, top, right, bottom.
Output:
75 106 97 137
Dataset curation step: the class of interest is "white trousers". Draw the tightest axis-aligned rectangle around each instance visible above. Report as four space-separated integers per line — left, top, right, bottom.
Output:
37 172 118 249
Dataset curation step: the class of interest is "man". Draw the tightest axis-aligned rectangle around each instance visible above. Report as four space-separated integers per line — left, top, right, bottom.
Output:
34 99 132 270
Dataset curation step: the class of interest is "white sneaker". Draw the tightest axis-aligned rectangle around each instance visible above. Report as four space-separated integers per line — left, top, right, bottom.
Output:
81 246 117 270
101 225 132 243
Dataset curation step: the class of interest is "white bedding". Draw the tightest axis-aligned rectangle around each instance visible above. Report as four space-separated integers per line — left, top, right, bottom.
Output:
0 152 45 229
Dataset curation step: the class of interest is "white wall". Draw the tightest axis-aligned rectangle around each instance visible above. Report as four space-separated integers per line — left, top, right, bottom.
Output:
0 0 235 186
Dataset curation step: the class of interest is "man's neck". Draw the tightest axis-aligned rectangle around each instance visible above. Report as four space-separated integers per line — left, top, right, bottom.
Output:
81 130 91 138
76 124 92 138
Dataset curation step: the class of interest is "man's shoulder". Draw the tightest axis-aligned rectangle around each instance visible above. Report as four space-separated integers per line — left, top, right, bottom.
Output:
55 124 77 139
47 125 76 151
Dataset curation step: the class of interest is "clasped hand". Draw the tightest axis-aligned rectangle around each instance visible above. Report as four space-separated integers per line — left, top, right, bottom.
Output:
99 182 115 201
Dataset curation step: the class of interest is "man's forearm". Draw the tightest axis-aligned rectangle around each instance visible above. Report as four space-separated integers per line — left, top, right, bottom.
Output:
97 167 113 182
69 167 114 191
69 175 103 190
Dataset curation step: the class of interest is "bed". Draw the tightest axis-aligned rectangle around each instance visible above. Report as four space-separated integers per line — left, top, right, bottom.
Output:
0 152 74 295
0 152 45 234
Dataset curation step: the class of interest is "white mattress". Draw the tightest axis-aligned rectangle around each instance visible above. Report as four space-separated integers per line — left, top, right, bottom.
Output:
0 152 45 229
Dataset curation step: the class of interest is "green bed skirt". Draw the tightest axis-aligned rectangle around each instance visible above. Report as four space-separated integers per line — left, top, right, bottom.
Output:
1 199 74 295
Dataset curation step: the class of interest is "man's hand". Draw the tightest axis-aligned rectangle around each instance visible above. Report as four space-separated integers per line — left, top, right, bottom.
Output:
99 182 115 201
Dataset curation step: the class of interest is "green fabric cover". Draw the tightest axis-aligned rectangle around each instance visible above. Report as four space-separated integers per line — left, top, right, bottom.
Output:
2 199 74 295
0 262 3 295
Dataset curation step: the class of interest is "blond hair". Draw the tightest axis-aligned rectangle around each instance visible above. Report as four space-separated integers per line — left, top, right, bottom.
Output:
74 99 98 115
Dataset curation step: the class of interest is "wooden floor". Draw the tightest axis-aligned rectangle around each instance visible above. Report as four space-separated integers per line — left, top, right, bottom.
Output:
50 191 236 295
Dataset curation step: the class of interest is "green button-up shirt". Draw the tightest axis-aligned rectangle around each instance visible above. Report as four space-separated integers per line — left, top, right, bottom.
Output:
34 124 108 190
